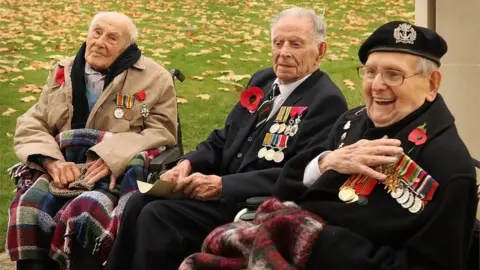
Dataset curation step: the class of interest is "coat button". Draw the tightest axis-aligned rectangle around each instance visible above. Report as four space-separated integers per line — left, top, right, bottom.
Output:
237 153 243 158
247 137 253 142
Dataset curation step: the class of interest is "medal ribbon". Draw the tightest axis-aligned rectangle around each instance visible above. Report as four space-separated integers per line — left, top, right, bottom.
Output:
263 133 272 146
124 95 135 109
116 94 125 108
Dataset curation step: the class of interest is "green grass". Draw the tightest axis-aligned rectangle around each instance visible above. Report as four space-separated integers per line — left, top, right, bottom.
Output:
0 0 413 251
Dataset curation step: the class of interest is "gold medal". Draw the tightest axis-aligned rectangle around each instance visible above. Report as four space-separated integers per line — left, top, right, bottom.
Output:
408 197 424 213
338 188 356 202
269 123 280 133
278 123 287 134
346 194 359 204
257 147 267 159
273 151 284 163
114 108 124 119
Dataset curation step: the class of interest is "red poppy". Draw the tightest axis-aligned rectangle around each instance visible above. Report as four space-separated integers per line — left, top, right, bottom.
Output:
55 68 65 85
135 91 146 101
240 87 264 113
408 123 427 146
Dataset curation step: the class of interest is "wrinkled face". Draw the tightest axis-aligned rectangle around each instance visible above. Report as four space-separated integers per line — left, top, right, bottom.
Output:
271 16 325 84
362 52 440 127
85 18 130 71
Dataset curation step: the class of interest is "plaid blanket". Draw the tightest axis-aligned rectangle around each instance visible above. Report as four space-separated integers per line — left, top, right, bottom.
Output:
7 128 163 269
179 198 325 270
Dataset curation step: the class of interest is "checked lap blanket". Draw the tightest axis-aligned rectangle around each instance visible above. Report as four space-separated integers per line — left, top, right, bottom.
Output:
179 198 325 270
7 128 163 269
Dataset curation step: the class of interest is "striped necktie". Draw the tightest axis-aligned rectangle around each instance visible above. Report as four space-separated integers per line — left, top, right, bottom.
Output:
255 83 280 128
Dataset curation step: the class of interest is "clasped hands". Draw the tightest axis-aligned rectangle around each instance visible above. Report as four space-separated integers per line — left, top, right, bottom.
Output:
44 158 117 190
159 160 223 201
319 137 404 180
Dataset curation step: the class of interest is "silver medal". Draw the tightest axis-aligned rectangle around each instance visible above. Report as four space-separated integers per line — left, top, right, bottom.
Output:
396 189 411 204
273 151 284 163
343 121 351 130
265 149 275 161
114 108 124 119
390 187 404 199
269 123 280 134
401 193 415 208
408 197 424 214
257 147 268 159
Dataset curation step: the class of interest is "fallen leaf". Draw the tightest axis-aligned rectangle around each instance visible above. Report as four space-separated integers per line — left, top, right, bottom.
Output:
343 79 356 90
218 87 231 92
214 74 251 82
19 84 42 93
1 108 17 116
20 96 37 102
201 70 215 76
328 54 339 61
47 55 65 60
220 54 231 59
239 57 260 62
6 132 13 137
191 76 204 81
0 47 13 52
196 94 211 100
172 43 185 49
176 97 188 104
11 75 25 81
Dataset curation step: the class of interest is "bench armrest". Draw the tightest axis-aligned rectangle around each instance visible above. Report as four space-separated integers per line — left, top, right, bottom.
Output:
149 147 181 172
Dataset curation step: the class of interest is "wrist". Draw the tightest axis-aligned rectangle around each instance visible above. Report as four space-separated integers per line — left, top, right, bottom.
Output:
318 153 332 172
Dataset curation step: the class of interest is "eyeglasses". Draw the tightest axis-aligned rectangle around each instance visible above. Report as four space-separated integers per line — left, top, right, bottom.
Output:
356 66 422 87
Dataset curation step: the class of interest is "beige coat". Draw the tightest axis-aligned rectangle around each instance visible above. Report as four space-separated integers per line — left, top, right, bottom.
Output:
14 56 177 177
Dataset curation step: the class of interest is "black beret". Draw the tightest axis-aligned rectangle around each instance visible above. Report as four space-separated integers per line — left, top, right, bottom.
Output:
358 21 447 66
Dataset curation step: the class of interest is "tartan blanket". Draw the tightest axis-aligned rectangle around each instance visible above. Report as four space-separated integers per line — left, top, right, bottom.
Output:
7 128 163 269
179 198 325 270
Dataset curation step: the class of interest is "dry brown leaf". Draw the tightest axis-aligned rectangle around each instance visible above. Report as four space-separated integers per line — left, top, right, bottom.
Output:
328 54 339 61
239 57 260 62
196 94 211 100
343 79 356 90
191 76 204 81
220 54 231 59
218 87 231 92
177 97 188 104
172 43 185 49
0 47 13 52
11 75 25 81
1 108 17 116
6 132 13 137
20 96 37 102
19 84 42 93
201 70 215 76
214 74 250 82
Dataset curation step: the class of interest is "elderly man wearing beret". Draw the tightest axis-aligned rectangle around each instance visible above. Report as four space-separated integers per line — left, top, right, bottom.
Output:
179 21 478 270
7 12 177 270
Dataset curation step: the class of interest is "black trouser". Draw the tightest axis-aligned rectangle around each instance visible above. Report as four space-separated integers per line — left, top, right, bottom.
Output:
105 192 236 270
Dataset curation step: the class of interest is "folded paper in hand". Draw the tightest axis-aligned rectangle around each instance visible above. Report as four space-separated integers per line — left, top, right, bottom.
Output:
136 180 184 199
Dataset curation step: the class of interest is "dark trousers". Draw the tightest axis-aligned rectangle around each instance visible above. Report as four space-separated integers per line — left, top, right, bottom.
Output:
104 192 236 270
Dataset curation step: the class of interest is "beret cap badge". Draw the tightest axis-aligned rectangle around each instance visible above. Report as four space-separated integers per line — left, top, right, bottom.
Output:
394 23 417 44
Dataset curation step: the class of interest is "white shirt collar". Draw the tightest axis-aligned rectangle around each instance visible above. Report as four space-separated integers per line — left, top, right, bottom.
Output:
85 63 106 77
272 73 312 98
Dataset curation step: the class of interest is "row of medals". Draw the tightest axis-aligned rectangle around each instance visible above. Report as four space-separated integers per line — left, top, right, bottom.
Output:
113 101 150 119
257 117 301 163
338 167 424 214
337 119 424 214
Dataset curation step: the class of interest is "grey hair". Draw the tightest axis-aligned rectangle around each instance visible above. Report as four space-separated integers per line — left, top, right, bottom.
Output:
416 57 439 75
88 12 138 45
271 7 327 45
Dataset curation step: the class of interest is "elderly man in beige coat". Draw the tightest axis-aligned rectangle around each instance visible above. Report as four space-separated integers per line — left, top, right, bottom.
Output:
7 12 177 270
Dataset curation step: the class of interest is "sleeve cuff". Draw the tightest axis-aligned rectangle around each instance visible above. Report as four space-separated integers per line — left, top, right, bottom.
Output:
303 151 331 187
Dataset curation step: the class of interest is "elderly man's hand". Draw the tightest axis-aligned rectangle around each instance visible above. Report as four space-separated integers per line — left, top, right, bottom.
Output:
160 160 192 184
86 159 116 190
319 138 403 180
44 159 82 189
174 173 222 201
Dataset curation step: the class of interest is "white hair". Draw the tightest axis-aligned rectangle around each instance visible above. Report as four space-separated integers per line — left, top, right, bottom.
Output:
88 12 138 45
416 57 439 75
271 7 327 45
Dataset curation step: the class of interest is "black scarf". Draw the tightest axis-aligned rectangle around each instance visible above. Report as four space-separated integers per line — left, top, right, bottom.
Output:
70 43 142 129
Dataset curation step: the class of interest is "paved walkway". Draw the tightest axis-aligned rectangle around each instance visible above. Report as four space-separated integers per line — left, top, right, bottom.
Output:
0 253 14 270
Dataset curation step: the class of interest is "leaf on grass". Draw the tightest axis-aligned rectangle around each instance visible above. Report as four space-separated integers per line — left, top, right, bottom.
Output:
220 54 231 59
47 55 65 60
11 75 25 81
218 87 231 92
2 108 17 116
328 54 339 61
214 74 251 82
196 94 211 100
19 84 42 93
343 79 356 90
6 132 13 137
177 97 188 104
191 76 204 81
20 96 37 102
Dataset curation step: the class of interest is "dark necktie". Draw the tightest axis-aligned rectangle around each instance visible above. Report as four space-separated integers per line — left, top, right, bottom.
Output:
255 83 280 129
